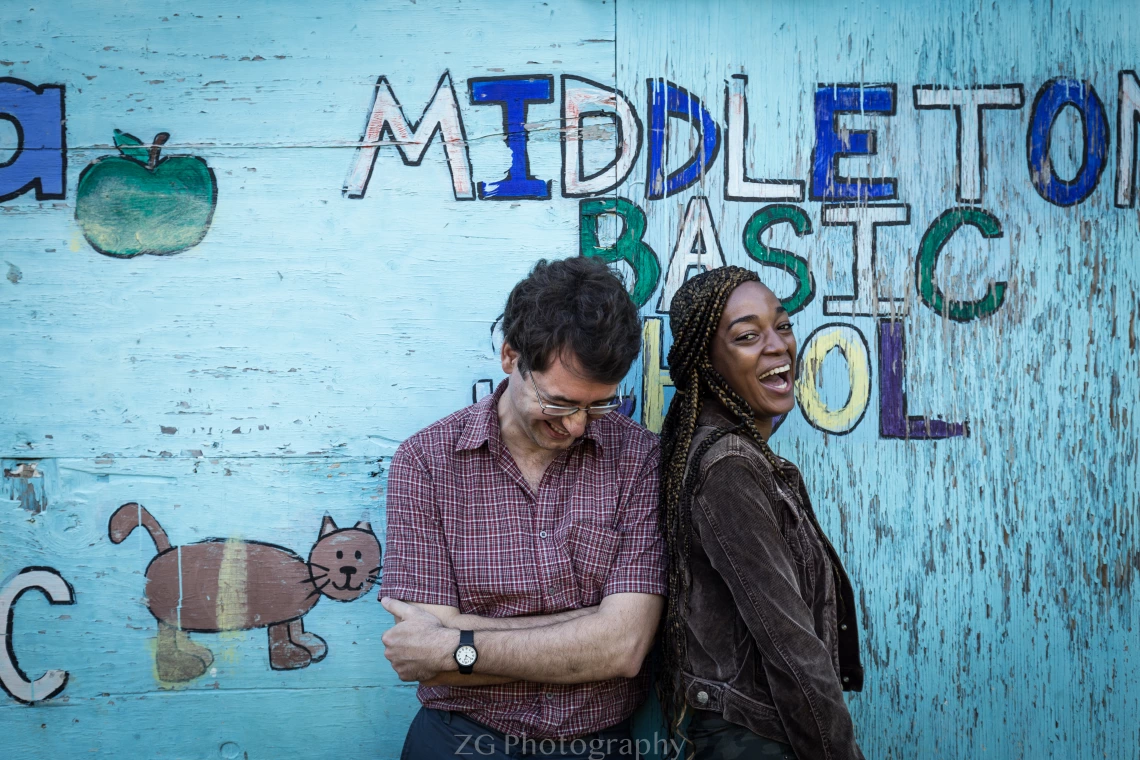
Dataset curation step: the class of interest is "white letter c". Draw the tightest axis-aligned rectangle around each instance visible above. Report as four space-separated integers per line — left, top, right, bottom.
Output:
1 567 75 704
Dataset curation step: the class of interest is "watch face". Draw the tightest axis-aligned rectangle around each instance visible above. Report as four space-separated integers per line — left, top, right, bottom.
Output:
456 645 477 667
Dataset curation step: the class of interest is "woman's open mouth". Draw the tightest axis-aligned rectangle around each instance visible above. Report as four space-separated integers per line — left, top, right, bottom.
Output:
758 363 792 393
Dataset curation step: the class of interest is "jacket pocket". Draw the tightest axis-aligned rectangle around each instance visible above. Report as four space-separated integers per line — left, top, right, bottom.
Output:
567 521 620 606
683 673 726 712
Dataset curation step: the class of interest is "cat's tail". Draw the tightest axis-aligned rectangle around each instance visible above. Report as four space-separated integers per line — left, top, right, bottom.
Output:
108 502 172 554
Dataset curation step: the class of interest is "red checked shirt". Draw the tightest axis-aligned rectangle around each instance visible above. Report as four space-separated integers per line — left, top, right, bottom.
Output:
379 379 665 739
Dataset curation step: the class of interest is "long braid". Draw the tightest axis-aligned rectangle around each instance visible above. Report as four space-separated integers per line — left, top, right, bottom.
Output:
656 266 794 747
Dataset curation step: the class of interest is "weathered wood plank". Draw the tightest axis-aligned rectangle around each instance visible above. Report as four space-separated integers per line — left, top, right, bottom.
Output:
0 457 404 740
2 1 1138 758
0 687 418 759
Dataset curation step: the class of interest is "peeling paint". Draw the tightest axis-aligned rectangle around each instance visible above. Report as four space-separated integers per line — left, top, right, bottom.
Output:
0 2 1137 759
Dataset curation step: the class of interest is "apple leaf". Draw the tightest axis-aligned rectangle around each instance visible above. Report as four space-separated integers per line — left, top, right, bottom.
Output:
113 129 150 164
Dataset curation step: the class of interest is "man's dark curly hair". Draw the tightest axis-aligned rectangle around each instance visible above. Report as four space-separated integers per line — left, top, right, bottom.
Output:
501 257 640 384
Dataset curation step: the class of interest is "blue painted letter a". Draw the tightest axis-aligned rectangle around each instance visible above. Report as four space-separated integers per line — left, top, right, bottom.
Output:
0 78 66 203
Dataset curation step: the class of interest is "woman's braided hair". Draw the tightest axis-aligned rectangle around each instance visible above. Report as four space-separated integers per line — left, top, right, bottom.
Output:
656 265 793 741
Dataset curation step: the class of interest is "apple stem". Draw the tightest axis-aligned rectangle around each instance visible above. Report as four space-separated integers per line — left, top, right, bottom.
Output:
148 133 171 169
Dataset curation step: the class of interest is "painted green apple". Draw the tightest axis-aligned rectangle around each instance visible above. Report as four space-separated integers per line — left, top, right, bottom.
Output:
75 130 218 257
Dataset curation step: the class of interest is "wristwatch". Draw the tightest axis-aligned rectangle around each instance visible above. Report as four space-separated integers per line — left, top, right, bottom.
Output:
454 630 477 675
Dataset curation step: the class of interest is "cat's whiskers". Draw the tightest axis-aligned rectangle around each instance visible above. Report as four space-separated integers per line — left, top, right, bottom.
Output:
305 579 331 600
303 573 328 584
308 562 330 572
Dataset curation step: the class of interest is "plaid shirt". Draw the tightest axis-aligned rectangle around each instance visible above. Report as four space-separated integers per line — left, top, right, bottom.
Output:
380 379 665 739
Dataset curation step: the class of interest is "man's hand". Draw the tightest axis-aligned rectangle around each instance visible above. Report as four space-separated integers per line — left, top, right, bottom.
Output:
380 597 458 682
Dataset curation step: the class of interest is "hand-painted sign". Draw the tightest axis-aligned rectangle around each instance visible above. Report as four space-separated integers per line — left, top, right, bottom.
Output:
344 69 1139 437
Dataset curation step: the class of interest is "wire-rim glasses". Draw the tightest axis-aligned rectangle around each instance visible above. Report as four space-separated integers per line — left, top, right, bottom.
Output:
528 372 623 417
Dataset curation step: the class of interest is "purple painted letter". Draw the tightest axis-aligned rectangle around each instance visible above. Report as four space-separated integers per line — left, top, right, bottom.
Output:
878 320 967 439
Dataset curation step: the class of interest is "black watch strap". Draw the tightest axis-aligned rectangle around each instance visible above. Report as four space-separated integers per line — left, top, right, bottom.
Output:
456 629 476 675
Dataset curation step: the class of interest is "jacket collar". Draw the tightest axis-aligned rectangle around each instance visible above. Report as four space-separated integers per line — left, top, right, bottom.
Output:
697 397 743 430
695 396 803 484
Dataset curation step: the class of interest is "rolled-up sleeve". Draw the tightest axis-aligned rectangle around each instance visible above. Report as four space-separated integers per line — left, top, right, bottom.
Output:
378 439 459 606
693 454 863 760
602 440 667 598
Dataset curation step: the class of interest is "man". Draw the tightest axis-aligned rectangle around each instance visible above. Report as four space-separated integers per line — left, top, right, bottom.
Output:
379 256 665 760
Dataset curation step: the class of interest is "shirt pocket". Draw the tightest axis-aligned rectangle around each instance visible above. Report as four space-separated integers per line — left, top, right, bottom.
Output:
566 521 620 606
449 519 537 616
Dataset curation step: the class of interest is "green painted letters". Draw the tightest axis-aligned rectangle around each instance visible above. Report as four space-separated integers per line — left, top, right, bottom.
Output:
916 207 1006 321
579 197 661 307
742 204 815 315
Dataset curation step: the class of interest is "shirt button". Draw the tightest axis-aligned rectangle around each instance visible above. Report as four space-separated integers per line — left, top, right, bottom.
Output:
840 623 848 631
545 692 554 700
696 690 709 705
842 676 850 683
539 530 548 539
546 586 557 595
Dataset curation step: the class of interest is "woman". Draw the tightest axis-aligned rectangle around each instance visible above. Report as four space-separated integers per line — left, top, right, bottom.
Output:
657 266 865 759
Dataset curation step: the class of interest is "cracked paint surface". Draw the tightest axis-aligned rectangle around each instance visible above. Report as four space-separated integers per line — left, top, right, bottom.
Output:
1 1 1137 758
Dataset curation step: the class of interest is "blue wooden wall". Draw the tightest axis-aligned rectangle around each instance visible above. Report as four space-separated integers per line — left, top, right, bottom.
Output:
1 1 1137 757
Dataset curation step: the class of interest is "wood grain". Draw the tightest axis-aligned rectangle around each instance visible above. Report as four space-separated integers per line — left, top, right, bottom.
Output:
2 1 1137 758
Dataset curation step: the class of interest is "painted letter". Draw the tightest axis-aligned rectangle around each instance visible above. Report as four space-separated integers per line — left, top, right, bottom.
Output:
1116 70 1140 208
724 75 804 202
742 204 815 316
645 79 720 200
0 78 65 203
913 85 1025 203
1 567 75 704
657 196 726 312
821 203 910 317
795 324 871 435
561 75 642 197
343 72 473 201
1027 78 1108 207
916 207 1006 321
579 197 660 307
469 75 554 200
811 84 897 201
641 318 673 434
878 320 967 439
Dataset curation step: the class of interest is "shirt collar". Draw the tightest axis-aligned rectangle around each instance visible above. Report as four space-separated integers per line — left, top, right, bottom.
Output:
455 377 605 454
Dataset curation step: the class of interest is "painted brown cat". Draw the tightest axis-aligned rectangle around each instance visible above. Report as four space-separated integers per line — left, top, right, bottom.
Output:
109 502 381 682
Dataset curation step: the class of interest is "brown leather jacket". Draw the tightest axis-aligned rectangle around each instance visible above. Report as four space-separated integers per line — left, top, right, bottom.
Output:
681 401 865 760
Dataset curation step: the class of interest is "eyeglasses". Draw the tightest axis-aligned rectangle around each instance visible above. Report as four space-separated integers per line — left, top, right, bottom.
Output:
528 372 624 418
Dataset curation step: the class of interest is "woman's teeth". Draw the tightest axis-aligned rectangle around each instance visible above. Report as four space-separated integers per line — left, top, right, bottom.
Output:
758 364 792 392
758 364 791 381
